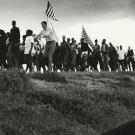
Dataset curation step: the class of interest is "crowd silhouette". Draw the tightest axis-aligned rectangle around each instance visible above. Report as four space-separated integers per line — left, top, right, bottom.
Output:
0 20 135 73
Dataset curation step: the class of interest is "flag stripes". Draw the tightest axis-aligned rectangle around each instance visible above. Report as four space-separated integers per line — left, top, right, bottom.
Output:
45 1 58 21
82 26 94 51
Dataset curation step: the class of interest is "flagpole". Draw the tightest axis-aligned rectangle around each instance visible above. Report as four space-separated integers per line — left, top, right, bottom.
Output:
47 16 49 24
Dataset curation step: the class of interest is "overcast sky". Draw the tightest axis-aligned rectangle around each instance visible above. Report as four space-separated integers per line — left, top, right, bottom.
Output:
0 0 135 49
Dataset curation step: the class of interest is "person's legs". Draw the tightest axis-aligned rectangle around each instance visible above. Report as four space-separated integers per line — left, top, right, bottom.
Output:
119 60 125 71
71 51 77 71
48 41 56 71
14 52 20 68
130 58 135 71
102 54 106 71
110 58 116 71
127 59 131 71
121 60 125 71
7 42 14 68
44 42 50 58
67 53 72 71
44 42 50 70
93 55 98 71
12 43 20 68
105 54 109 71
98 54 103 71
24 54 29 72
63 54 68 71
28 54 33 72
76 54 81 71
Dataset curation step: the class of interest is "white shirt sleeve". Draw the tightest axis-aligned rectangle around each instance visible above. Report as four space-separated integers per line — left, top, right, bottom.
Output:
30 36 34 43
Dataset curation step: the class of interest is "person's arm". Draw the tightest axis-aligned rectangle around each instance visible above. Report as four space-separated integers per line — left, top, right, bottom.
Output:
29 37 34 54
106 44 109 54
36 30 43 40
9 29 12 43
17 28 20 42
101 45 103 53
29 43 34 54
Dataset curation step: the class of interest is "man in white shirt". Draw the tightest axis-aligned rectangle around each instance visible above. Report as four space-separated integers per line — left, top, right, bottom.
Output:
117 45 125 71
36 21 56 71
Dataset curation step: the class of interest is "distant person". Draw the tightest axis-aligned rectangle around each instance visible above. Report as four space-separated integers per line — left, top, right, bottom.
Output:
108 43 117 71
80 38 92 71
117 45 125 71
80 38 90 55
24 30 34 72
93 39 103 71
67 38 70 46
53 42 62 71
8 20 20 68
9 20 20 44
67 38 72 70
19 35 26 68
70 38 78 71
115 46 120 71
36 21 56 71
127 46 135 71
0 29 8 68
101 39 109 71
60 35 69 71
76 43 82 71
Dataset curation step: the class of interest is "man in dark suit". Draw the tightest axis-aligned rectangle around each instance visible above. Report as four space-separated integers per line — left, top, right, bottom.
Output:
101 39 109 71
108 43 117 71
93 39 103 71
7 20 20 68
60 35 69 71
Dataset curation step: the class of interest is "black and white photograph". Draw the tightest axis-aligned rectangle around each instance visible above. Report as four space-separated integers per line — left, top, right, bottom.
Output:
0 0 135 135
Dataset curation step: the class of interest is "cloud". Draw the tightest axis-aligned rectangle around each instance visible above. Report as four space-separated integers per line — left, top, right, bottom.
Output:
55 0 133 21
0 0 43 12
0 0 134 25
0 0 134 20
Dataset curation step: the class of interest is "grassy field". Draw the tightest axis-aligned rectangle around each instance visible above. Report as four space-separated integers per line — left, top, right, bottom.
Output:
0 69 135 135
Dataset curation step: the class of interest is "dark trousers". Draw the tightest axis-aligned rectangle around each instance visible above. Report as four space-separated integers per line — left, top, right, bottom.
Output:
109 57 117 71
102 53 109 71
94 53 103 71
61 53 68 71
118 60 125 71
24 54 33 72
71 51 77 71
128 57 135 71
7 42 20 68
76 54 81 71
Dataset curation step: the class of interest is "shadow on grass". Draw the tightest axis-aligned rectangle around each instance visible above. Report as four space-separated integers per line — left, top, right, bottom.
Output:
28 72 68 83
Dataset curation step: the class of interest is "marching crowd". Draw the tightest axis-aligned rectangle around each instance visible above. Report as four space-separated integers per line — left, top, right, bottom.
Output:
0 20 135 73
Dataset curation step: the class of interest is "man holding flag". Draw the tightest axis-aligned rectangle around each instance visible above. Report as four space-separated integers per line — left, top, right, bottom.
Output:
36 21 56 71
36 0 58 71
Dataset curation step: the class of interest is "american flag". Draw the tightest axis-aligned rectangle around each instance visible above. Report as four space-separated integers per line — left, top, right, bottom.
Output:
82 26 94 51
45 1 58 21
